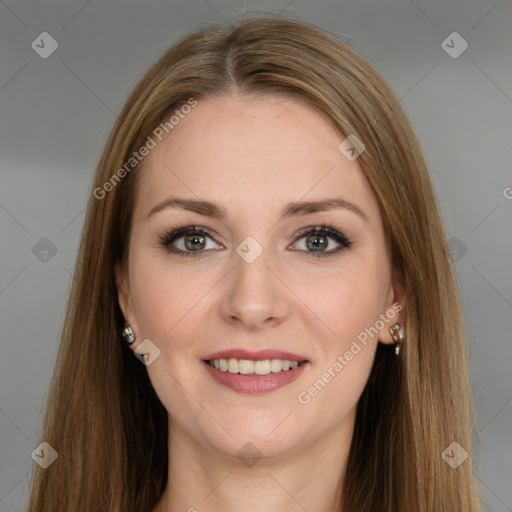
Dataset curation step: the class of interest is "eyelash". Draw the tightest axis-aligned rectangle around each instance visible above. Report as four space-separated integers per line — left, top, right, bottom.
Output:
158 223 352 259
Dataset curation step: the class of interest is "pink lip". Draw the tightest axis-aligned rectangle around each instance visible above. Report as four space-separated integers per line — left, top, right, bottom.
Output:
202 348 308 362
201 360 309 394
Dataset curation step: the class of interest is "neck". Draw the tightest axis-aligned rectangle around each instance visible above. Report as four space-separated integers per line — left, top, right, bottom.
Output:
153 415 354 512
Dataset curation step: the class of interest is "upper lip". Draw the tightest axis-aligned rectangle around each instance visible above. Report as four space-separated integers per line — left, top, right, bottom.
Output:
202 349 308 362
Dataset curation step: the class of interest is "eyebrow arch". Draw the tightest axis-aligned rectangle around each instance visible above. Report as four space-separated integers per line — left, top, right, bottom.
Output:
146 196 368 223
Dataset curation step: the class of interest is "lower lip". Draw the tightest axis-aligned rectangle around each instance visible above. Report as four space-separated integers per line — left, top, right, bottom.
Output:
202 360 309 394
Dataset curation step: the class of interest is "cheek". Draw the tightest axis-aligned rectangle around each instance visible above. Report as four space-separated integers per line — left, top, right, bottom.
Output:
306 264 388 350
295 277 381 428
128 251 211 342
295 264 387 408
297 343 375 437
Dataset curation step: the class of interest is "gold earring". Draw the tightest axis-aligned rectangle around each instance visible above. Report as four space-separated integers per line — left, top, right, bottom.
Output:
389 323 405 356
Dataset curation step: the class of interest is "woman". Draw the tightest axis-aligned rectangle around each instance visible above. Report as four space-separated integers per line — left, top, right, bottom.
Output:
26 13 483 511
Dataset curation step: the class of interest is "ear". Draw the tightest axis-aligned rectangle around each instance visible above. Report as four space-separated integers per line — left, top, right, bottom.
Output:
114 260 139 334
378 271 406 346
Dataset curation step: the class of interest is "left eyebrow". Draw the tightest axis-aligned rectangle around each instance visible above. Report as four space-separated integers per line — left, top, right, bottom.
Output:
280 198 368 223
146 196 368 223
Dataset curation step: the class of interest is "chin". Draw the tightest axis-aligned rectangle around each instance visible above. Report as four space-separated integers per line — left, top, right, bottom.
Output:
197 413 308 461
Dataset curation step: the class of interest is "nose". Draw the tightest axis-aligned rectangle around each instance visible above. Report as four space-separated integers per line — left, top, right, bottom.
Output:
219 245 290 330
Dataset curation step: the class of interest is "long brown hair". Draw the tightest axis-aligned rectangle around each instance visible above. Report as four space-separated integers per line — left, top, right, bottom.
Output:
26 12 482 511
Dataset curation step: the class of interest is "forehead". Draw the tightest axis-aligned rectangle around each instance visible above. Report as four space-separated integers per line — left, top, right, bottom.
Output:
134 95 381 223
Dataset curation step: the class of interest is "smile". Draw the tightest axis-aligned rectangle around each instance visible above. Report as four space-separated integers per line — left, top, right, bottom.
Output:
207 358 302 375
202 359 309 394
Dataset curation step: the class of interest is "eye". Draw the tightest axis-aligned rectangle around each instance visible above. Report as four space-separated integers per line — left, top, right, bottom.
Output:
290 224 352 258
159 223 352 258
159 225 222 256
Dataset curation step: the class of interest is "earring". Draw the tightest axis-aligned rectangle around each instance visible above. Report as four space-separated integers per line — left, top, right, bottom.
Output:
122 326 135 345
389 323 405 356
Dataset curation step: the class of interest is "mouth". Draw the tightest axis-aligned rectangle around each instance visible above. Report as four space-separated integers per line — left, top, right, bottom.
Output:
205 357 307 375
201 350 310 394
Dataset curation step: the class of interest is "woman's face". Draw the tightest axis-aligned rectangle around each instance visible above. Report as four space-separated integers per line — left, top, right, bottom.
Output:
116 94 405 460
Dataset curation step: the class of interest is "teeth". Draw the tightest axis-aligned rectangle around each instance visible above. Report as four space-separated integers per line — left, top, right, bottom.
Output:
238 359 254 374
270 359 282 372
207 358 300 375
228 358 239 373
254 360 270 375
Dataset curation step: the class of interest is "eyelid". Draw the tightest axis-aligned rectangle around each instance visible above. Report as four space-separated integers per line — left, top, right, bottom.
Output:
288 225 352 257
158 225 224 252
159 223 352 258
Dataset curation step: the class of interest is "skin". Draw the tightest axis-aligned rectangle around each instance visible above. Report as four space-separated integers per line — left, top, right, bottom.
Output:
115 94 406 512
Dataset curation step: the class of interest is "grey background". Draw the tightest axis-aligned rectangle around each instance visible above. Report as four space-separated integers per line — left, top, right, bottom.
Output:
1 0 511 510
